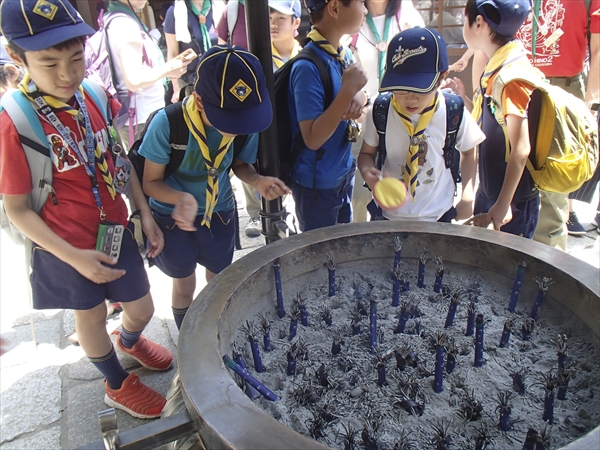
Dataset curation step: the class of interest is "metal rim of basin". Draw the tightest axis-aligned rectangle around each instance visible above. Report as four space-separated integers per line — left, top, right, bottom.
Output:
177 222 600 450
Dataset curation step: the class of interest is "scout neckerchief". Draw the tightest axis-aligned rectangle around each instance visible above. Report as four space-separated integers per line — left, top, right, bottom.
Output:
272 39 301 69
18 75 116 218
391 91 439 202
472 41 524 126
182 96 234 228
190 0 213 53
365 12 392 80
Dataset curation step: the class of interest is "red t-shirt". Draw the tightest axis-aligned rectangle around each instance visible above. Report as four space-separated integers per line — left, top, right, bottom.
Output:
516 0 600 77
216 3 248 48
0 89 128 250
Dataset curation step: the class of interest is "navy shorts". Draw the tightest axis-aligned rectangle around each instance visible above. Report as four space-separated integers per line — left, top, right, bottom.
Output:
474 192 540 239
30 222 150 311
148 209 235 278
291 166 355 232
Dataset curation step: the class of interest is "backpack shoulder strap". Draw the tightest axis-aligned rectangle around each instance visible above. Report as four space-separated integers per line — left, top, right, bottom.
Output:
295 45 334 108
233 134 249 159
443 91 464 186
372 92 392 170
227 0 239 44
1 90 54 213
82 79 110 123
163 102 189 179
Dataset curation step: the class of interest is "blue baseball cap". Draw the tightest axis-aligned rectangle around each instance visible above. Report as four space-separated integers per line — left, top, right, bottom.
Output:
476 0 532 37
194 45 273 135
0 0 95 51
303 0 328 14
380 28 449 94
270 0 302 18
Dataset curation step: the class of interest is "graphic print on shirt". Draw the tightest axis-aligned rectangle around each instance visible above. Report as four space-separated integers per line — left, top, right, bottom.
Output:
49 134 78 171
516 0 566 68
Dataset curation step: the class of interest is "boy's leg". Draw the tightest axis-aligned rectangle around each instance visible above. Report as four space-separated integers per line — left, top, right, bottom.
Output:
172 273 196 330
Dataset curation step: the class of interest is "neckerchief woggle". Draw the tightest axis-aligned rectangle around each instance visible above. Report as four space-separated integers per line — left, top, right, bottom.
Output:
272 39 301 69
18 75 115 219
365 13 392 80
391 91 439 202
471 41 525 126
182 96 234 228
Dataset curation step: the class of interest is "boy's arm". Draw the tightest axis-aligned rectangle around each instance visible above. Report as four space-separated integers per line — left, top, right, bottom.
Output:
357 141 380 191
487 113 531 230
585 32 599 108
231 160 291 201
143 160 198 232
455 148 477 220
298 63 368 150
3 194 125 284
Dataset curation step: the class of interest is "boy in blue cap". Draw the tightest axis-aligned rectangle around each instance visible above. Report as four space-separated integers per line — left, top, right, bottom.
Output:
140 45 290 329
358 28 485 222
0 0 172 418
288 0 368 232
464 0 541 237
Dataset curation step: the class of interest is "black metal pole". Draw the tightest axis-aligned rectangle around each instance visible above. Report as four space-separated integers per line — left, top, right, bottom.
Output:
245 0 291 244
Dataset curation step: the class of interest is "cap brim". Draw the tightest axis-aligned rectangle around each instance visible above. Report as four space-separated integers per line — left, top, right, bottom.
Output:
203 90 273 135
379 71 441 94
269 4 295 15
11 21 95 51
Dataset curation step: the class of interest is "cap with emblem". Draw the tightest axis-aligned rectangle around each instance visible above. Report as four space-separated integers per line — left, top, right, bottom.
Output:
194 45 273 135
270 0 302 18
0 0 94 52
380 27 448 94
475 0 532 37
303 0 328 14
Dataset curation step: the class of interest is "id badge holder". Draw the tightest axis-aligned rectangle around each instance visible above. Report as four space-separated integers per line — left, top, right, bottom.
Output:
113 154 132 195
96 222 125 260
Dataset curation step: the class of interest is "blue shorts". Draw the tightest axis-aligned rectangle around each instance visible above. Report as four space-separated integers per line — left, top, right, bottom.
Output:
474 192 540 239
148 209 235 278
30 222 150 310
291 167 355 232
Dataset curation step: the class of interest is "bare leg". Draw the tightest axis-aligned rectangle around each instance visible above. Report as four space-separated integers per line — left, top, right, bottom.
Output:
173 273 196 310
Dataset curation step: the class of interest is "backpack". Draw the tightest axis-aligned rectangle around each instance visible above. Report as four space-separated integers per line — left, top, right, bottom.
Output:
490 64 599 194
372 90 465 186
0 80 112 246
127 102 250 190
273 45 333 186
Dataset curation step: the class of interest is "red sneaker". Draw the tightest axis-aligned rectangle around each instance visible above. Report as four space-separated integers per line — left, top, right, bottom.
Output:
104 373 166 419
115 333 173 371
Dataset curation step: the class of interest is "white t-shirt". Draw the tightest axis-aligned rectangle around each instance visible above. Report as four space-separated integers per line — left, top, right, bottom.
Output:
106 15 165 125
363 91 486 221
354 2 424 98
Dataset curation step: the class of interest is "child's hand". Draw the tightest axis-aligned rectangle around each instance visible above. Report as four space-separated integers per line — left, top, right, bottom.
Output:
441 77 466 98
165 56 192 79
172 193 198 231
454 199 474 221
487 201 513 231
140 210 164 258
343 91 368 120
341 63 368 96
71 249 126 284
360 166 382 191
254 176 292 201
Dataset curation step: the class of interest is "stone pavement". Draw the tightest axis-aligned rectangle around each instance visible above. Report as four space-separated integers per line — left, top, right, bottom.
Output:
0 189 598 449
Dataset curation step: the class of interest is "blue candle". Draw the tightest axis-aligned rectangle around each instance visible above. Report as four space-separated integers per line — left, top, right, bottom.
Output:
497 392 513 431
508 261 526 312
417 248 428 289
273 259 285 318
394 302 410 334
234 354 260 399
369 297 377 354
444 292 460 329
377 362 386 387
499 318 514 348
392 267 402 307
465 302 476 336
393 236 402 273
433 332 446 393
474 314 484 367
223 355 279 401
433 256 444 293
327 253 336 297
530 276 554 320
521 318 535 341
258 313 272 352
557 371 570 401
542 390 555 424
287 352 296 376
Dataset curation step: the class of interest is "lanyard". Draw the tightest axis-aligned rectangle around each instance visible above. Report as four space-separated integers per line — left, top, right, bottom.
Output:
29 86 106 219
365 13 392 80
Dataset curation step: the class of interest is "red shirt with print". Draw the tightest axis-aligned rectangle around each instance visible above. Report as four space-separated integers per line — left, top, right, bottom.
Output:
516 0 600 77
0 88 128 250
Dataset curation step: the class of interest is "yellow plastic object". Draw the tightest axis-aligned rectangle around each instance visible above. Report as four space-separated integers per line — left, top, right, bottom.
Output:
373 178 408 210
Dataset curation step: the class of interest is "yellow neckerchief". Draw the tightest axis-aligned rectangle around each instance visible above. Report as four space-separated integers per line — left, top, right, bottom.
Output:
391 91 439 202
306 27 352 68
272 39 301 69
18 75 116 199
472 41 525 126
182 96 234 228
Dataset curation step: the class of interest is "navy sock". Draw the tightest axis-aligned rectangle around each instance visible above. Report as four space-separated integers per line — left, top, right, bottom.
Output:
119 326 142 349
89 347 129 390
172 307 189 330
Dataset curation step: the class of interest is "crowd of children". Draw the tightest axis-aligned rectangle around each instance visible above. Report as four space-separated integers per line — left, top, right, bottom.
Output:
0 0 598 422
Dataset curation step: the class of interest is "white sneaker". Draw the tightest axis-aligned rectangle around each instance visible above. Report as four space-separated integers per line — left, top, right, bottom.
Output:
245 217 261 237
